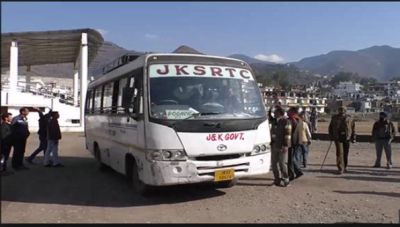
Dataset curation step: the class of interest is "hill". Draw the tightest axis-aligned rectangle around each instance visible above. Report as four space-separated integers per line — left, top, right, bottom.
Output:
294 45 400 81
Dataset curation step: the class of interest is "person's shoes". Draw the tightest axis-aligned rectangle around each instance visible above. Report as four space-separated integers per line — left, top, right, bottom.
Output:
282 180 290 187
386 164 392 169
303 164 307 168
0 170 14 176
25 158 34 164
13 166 29 171
53 163 64 168
273 179 281 186
344 168 348 173
295 172 304 179
373 164 380 168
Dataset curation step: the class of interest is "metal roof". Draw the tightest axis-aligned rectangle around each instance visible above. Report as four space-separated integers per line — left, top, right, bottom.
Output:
1 28 104 67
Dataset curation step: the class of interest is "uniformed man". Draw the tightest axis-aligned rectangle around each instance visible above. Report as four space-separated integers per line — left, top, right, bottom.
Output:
270 106 292 187
11 107 30 170
328 106 356 174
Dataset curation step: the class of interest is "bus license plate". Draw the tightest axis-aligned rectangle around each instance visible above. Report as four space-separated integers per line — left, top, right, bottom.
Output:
214 169 235 182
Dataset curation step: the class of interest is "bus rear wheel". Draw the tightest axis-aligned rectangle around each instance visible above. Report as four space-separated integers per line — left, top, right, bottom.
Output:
214 178 238 188
131 160 152 195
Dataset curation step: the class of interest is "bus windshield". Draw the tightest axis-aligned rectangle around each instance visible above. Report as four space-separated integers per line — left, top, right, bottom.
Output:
149 64 265 120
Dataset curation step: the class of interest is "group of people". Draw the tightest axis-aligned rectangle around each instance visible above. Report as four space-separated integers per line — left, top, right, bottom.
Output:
269 104 397 187
0 107 63 175
269 106 312 187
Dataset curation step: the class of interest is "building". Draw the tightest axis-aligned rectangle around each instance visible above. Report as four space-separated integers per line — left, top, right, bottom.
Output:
333 81 363 97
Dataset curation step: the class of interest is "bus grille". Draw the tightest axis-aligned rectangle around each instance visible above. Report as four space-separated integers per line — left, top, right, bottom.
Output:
194 153 244 161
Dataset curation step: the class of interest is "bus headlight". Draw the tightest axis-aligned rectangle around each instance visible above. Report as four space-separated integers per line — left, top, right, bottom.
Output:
147 149 187 161
248 144 270 156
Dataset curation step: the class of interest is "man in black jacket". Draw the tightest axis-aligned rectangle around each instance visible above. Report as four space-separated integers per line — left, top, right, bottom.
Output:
43 111 64 167
26 107 52 164
1 113 13 173
11 107 30 170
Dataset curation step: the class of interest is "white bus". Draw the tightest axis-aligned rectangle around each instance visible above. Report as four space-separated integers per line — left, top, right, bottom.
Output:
85 53 271 194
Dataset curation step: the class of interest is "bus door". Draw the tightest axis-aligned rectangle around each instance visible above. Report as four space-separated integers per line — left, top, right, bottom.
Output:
109 69 144 173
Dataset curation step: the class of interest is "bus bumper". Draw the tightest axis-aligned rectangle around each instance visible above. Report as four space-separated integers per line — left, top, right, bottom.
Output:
143 152 270 186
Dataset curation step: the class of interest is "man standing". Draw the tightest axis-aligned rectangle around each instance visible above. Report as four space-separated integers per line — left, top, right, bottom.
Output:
43 111 64 167
372 112 396 169
270 106 292 187
328 106 356 174
310 107 318 133
26 107 52 164
287 107 304 180
1 113 13 173
11 107 30 170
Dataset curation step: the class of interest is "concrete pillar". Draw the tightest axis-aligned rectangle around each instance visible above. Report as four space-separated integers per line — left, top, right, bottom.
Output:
9 41 18 98
26 66 31 92
73 69 79 106
80 33 88 127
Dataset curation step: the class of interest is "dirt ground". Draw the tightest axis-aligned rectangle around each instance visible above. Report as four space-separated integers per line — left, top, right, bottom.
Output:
1 133 399 223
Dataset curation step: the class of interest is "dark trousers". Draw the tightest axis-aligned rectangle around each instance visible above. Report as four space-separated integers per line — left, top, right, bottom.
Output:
288 145 303 180
1 140 12 171
12 138 28 168
28 136 47 161
334 140 350 172
374 139 392 166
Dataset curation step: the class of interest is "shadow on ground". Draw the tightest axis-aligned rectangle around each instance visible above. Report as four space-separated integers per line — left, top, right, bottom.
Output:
333 190 400 198
1 157 225 207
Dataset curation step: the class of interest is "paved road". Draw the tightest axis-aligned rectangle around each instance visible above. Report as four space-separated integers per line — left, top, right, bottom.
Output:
1 133 399 223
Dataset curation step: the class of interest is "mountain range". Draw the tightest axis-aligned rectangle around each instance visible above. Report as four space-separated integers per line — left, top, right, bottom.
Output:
12 42 400 83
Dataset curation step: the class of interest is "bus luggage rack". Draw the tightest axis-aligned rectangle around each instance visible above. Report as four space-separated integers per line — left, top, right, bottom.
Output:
102 53 143 74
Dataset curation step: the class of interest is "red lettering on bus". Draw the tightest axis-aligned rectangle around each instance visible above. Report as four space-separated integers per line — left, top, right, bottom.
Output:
218 134 223 141
175 65 189 75
240 70 250 79
210 67 223 77
194 66 206 75
225 68 236 77
156 65 169 75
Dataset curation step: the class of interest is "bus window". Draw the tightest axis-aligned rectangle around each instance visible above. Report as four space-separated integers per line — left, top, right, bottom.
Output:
117 77 128 114
94 86 103 114
122 76 136 114
85 90 93 114
112 80 119 114
103 82 114 114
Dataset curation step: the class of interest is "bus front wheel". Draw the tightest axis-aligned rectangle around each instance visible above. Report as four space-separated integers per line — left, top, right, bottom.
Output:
131 160 152 195
94 143 108 171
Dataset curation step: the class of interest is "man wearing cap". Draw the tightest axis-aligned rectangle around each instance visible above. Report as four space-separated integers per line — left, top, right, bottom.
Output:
328 106 356 174
372 112 396 169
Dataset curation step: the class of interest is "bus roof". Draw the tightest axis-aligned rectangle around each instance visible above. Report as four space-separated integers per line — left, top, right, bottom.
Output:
88 53 250 89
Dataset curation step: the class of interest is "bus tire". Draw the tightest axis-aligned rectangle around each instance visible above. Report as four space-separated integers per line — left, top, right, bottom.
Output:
130 159 152 196
94 143 108 171
214 178 238 188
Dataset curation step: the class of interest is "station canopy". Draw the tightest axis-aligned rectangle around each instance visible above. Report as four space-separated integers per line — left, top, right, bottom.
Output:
1 28 104 67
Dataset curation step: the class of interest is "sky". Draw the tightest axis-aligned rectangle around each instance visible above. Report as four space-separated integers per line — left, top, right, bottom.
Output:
2 2 400 63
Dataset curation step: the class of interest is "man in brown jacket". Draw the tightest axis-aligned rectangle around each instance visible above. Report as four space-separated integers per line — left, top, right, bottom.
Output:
270 106 292 187
328 106 356 174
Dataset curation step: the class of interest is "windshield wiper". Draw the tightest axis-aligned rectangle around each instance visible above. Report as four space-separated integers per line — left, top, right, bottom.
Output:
181 112 223 121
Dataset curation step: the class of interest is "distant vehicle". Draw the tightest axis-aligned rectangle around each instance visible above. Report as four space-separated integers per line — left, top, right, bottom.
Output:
84 53 271 194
